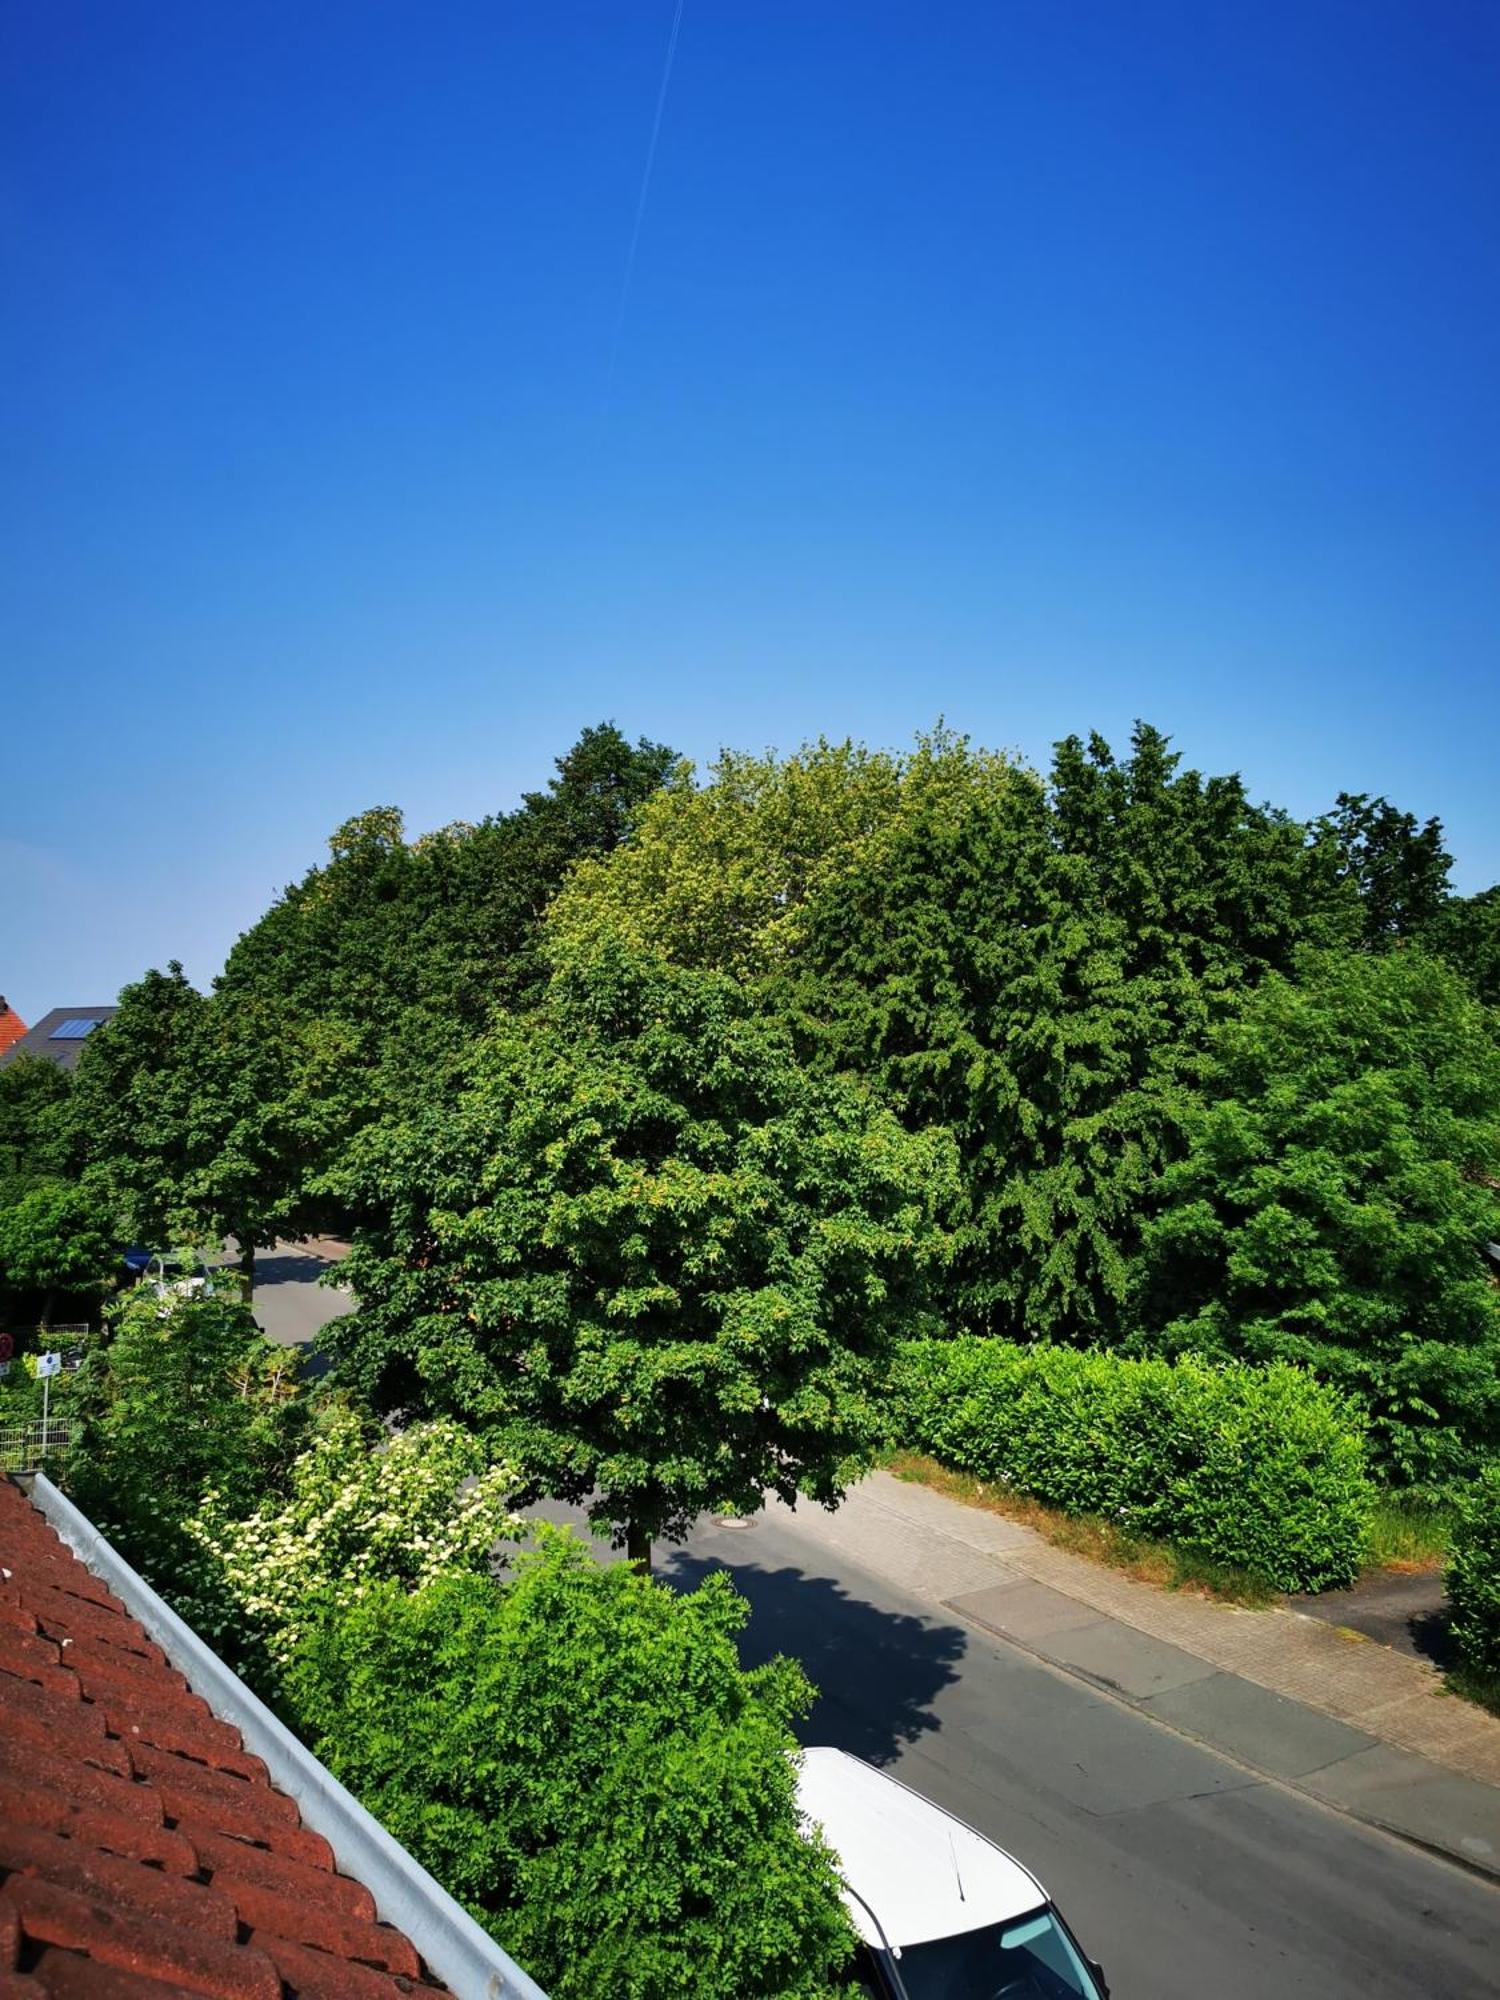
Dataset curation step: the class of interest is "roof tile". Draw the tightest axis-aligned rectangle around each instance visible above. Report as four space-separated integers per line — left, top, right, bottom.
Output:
0 1479 455 1999
0 1785 196 1876
9 1954 215 1999
192 1831 374 1923
3 1877 282 1999
252 1933 432 2000
0 1827 237 1941
0 1738 164 1827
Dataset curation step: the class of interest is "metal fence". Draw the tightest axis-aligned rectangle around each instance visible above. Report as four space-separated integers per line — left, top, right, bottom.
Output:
0 1419 72 1476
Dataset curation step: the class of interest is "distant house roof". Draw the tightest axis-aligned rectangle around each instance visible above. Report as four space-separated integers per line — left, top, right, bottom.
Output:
0 1474 548 2000
0 1007 116 1072
0 998 27 1058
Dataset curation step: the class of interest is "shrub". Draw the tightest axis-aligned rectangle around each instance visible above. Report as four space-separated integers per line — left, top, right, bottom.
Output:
67 1288 307 1583
891 1338 1374 1590
180 1406 519 1680
285 1531 853 2000
1447 1462 1500 1676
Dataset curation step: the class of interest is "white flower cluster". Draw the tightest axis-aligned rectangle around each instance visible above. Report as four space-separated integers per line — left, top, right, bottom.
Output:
182 1406 520 1670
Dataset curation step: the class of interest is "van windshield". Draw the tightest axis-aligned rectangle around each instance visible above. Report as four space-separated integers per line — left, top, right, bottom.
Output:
891 1907 1103 2000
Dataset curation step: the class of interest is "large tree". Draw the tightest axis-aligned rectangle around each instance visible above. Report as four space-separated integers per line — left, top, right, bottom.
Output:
218 722 677 1031
548 725 1349 1343
1132 947 1500 1491
68 963 204 1249
0 1054 79 1204
329 945 953 1565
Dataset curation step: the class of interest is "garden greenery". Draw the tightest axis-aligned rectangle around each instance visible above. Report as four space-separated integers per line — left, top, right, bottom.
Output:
284 1532 854 2000
891 1337 1375 1590
181 1406 519 1675
1447 1464 1500 1679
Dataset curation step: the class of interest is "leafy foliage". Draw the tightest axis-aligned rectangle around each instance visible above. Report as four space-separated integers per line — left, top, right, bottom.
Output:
0 1054 79 1203
330 944 954 1558
552 724 1347 1343
1133 948 1500 1490
220 722 677 1030
1425 883 1500 1006
180 1406 518 1677
0 1177 117 1322
1321 791 1452 946
68 964 204 1249
1447 1462 1500 1676
892 1336 1374 1590
285 1532 853 2000
68 1289 306 1577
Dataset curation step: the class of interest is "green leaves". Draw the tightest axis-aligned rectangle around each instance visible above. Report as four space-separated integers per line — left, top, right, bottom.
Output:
1134 948 1500 1490
0 1177 116 1306
1447 1464 1500 1677
285 1533 854 2000
330 945 955 1553
893 1337 1375 1591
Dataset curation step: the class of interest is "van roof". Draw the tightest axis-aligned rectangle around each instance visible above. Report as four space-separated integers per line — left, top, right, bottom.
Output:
795 1748 1046 1950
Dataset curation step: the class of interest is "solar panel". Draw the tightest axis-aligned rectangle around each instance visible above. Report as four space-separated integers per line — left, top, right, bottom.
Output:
50 1018 100 1039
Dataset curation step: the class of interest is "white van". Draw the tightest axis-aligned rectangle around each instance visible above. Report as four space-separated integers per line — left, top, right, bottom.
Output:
796 1748 1110 1999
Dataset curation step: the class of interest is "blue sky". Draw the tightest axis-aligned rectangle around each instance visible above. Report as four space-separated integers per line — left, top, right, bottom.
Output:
3 1 1497 1023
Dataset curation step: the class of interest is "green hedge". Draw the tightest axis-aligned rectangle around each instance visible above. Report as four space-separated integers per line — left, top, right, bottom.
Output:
890 1338 1374 1591
1447 1463 1500 1676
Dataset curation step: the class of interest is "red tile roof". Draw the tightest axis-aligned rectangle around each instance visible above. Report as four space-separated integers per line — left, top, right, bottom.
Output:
0 1477 454 2000
0 1001 27 1059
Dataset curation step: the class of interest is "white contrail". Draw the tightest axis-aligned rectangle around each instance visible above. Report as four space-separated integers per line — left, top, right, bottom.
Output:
607 0 686 394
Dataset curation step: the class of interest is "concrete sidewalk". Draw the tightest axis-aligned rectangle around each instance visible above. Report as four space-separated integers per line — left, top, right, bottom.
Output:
769 1470 1500 1882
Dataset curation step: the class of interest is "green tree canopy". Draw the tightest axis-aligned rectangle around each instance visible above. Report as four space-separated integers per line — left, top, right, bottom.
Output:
0 1177 118 1326
1321 790 1453 946
1132 947 1500 1490
0 1054 79 1204
286 1533 853 2000
1425 883 1500 1006
550 725 1348 1342
219 722 677 1031
69 963 204 1248
329 945 954 1562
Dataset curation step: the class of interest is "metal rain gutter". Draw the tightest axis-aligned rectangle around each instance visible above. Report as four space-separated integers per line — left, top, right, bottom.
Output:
23 1471 548 2000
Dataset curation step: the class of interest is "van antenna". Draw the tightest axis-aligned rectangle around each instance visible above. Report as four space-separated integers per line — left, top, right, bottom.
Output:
949 1829 966 1902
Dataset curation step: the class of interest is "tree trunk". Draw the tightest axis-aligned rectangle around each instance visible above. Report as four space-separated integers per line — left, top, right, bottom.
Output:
625 1523 652 1573
238 1240 256 1298
40 1287 55 1333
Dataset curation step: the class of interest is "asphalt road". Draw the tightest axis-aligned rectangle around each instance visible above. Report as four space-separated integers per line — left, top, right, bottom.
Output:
246 1241 354 1351
536 1499 1500 2000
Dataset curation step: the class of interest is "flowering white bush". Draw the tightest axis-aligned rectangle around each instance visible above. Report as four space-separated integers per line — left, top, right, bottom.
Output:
180 1405 520 1671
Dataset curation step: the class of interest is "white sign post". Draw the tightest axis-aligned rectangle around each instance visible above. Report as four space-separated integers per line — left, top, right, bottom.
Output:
37 1350 62 1459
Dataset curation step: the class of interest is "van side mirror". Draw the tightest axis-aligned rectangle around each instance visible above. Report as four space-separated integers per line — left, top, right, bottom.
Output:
1088 1960 1110 1998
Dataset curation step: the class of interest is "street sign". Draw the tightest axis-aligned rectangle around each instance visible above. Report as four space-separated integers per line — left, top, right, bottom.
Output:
0 1332 12 1361
36 1352 62 1379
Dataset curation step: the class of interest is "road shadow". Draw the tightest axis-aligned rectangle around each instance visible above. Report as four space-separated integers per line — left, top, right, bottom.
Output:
253 1253 344 1291
664 1551 967 1766
1409 1603 1457 1670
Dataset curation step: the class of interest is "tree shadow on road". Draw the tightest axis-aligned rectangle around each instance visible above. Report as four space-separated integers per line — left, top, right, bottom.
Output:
664 1551 967 1767
253 1253 345 1291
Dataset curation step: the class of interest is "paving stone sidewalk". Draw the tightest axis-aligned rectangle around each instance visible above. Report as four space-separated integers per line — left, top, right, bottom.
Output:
770 1470 1500 1881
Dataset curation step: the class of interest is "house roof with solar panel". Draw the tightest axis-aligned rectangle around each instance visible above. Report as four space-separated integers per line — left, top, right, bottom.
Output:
0 1007 117 1072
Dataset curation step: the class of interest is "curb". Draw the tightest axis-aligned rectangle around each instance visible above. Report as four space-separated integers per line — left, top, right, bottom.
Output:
941 1591 1500 1891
